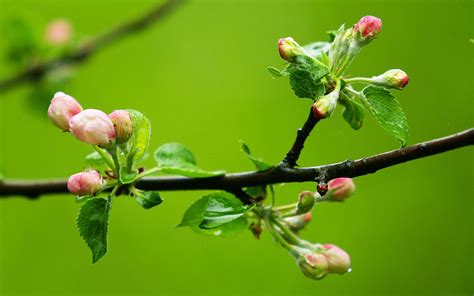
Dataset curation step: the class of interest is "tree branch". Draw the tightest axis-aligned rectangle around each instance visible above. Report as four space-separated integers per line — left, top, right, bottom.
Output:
1 128 472 199
0 0 184 93
280 108 320 167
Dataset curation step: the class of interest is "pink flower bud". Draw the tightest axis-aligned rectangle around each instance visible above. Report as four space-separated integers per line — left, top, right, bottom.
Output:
47 92 83 131
285 212 312 233
312 88 340 119
69 109 116 147
373 69 409 89
296 252 329 280
278 37 306 62
108 110 133 144
67 171 104 196
296 191 316 214
353 16 382 44
327 178 355 201
45 19 72 45
322 244 351 274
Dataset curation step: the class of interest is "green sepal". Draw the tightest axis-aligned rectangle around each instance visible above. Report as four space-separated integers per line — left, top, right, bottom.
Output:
119 166 138 184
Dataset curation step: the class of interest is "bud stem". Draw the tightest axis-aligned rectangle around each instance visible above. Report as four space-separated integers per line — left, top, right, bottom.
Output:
92 145 116 170
107 146 121 179
344 77 374 84
270 216 313 249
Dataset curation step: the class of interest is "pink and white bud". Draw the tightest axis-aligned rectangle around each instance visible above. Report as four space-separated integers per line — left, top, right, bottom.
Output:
47 92 83 131
285 212 312 233
312 88 340 119
45 19 72 45
296 252 329 280
67 170 104 196
108 110 133 144
322 244 351 274
69 109 116 147
278 37 306 62
372 69 409 90
296 191 316 214
353 16 382 45
327 178 355 201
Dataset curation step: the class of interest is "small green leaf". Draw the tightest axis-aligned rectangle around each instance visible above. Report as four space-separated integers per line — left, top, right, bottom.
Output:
362 86 409 146
85 152 108 172
127 109 151 165
287 55 328 99
240 141 273 171
135 191 163 209
154 143 225 177
179 192 251 237
76 197 112 263
119 166 138 184
267 66 283 78
340 96 365 130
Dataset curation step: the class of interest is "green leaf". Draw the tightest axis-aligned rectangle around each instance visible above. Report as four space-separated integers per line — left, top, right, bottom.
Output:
302 41 330 58
179 192 251 237
154 143 225 177
340 96 365 130
127 109 151 165
135 191 163 209
240 141 273 171
267 66 283 78
287 55 328 99
362 86 409 146
119 166 138 184
76 197 112 263
4 18 38 64
85 152 108 172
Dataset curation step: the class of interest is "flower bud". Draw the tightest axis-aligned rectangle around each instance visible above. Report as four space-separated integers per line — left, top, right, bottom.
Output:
285 212 312 233
67 170 104 196
278 37 306 62
47 92 83 131
327 178 355 201
352 16 382 45
296 191 316 214
296 251 329 280
322 244 351 274
69 109 116 147
312 88 340 119
45 19 72 45
372 69 409 90
108 110 133 144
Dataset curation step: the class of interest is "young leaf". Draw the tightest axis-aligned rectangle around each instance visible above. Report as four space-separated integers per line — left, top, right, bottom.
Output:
267 66 283 78
178 192 251 237
127 109 151 165
135 191 163 209
240 141 273 171
119 166 138 184
362 86 409 146
287 55 328 99
154 143 225 177
76 197 112 263
340 96 365 130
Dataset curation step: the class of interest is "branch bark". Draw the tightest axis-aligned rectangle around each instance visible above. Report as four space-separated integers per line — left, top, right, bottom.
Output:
0 0 184 93
1 128 472 198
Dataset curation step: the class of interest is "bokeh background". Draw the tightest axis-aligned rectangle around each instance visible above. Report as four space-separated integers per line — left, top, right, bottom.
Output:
0 0 473 295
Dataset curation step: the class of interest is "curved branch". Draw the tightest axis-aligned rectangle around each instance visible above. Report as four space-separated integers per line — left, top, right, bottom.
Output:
1 128 472 198
0 0 184 93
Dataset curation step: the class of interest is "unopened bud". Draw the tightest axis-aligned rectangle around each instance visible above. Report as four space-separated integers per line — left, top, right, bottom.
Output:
327 178 355 201
48 92 83 131
312 88 340 119
296 251 329 280
278 37 306 62
285 212 312 233
69 109 116 147
372 69 409 90
296 191 316 214
108 110 133 144
67 170 104 196
353 16 382 45
322 244 351 274
45 19 72 45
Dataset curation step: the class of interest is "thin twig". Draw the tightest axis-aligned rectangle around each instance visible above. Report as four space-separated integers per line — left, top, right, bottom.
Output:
280 108 321 167
1 128 472 199
0 0 184 93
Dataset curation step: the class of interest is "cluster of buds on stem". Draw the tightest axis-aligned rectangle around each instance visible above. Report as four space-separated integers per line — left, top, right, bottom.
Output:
293 244 351 279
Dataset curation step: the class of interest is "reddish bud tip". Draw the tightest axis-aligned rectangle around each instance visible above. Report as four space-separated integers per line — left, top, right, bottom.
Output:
278 37 305 62
353 16 382 44
327 178 355 201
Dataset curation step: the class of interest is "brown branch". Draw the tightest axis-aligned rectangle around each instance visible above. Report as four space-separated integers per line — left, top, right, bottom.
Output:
1 128 472 199
0 0 184 93
280 108 320 167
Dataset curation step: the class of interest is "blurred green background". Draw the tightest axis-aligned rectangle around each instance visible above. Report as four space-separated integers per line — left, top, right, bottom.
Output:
0 0 473 295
